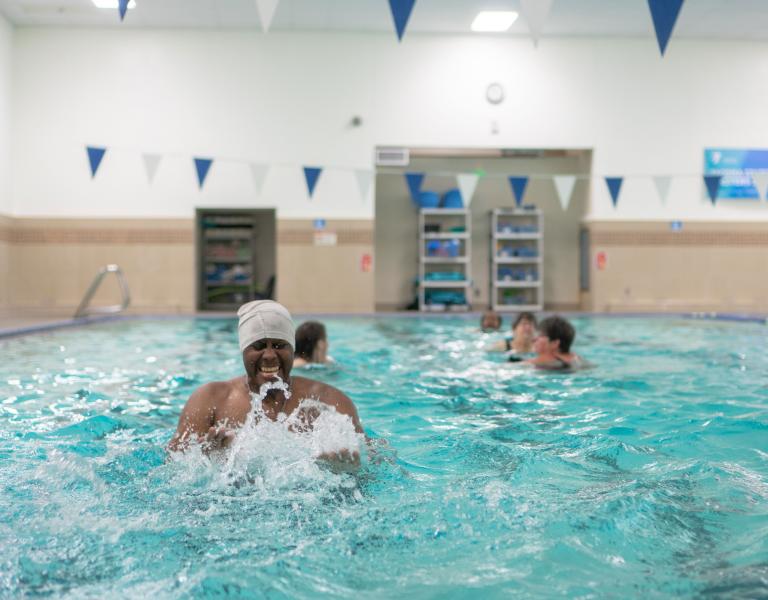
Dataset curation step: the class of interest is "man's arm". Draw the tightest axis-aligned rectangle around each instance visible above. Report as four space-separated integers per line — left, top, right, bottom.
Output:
167 382 231 453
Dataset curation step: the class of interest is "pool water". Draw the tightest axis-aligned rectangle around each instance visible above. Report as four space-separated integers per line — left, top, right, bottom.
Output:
1 316 767 598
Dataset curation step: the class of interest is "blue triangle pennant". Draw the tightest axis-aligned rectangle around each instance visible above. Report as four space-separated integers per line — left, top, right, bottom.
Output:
194 158 213 189
605 177 624 208
508 176 529 207
647 0 685 56
389 0 416 42
118 0 129 21
405 172 425 201
703 175 722 205
303 166 322 198
86 146 106 178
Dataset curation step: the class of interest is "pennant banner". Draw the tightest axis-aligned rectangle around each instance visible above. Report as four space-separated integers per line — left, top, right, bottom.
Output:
355 169 374 203
456 173 479 208
389 0 416 42
520 0 554 47
404 172 425 201
255 0 280 33
653 175 672 205
508 176 529 207
86 146 106 178
553 175 576 211
118 0 129 21
194 158 213 189
748 171 768 201
605 177 624 208
647 0 685 57
250 164 269 195
703 175 722 205
142 153 161 184
303 166 322 198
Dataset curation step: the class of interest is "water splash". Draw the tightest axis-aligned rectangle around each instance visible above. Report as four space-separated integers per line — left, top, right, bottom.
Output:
199 376 365 488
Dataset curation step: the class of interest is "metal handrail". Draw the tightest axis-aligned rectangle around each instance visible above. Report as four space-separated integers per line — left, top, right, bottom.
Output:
74 264 131 319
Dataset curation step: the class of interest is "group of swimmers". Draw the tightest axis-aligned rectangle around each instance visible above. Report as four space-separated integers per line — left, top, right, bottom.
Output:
168 300 583 468
483 309 583 370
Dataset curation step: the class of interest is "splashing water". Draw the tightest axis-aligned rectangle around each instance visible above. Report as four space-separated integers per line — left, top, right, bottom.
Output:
204 375 365 488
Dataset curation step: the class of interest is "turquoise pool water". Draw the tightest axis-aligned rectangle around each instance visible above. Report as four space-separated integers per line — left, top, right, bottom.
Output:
1 316 767 598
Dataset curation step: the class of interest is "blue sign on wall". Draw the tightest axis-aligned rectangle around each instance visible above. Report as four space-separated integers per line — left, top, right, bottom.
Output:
703 148 768 200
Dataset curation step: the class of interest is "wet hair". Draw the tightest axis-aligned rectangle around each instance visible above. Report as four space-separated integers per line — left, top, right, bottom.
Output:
537 316 575 353
480 310 502 331
294 321 327 360
512 311 537 330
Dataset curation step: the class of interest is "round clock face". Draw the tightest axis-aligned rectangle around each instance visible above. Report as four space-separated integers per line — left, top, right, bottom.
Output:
486 82 505 105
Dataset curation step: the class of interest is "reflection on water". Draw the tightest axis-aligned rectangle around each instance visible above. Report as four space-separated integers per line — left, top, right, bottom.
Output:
0 316 766 598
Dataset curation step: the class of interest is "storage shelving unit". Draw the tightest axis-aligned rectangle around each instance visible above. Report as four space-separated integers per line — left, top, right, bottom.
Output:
196 208 275 311
418 209 472 311
490 208 543 312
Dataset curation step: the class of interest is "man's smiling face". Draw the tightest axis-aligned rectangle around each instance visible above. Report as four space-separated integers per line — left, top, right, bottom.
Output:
243 338 294 391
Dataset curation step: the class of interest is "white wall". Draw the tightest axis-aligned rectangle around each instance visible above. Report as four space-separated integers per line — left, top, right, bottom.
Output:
0 13 11 215
10 28 768 221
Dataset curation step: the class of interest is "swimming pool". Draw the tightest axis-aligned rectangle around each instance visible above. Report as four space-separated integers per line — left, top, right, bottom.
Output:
1 315 766 598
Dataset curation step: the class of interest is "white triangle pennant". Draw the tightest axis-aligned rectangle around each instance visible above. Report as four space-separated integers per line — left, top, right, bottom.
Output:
255 0 280 33
142 153 161 184
520 0 554 47
456 173 480 208
748 170 768 201
250 164 269 195
553 175 576 211
653 175 672 205
354 169 374 203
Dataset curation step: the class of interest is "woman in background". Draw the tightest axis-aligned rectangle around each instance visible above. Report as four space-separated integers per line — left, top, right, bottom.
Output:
293 320 331 367
486 311 537 355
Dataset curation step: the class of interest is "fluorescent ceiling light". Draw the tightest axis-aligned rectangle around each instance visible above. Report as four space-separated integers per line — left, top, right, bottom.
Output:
471 11 518 32
92 0 137 8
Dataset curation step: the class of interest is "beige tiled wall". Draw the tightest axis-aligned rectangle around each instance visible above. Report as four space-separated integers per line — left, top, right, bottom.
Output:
8 218 195 314
586 221 768 313
0 216 374 315
0 214 10 309
277 220 374 313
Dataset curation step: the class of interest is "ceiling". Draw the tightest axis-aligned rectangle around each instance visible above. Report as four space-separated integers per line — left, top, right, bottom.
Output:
1 0 768 41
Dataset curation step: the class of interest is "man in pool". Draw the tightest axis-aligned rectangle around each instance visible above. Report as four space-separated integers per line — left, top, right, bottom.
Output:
167 300 364 469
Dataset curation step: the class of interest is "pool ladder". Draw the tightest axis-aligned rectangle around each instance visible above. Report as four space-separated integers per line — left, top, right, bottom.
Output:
74 264 131 319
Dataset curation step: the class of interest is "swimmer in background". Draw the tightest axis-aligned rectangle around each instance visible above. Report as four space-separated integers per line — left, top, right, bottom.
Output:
525 315 583 370
480 309 502 332
486 311 537 355
167 300 363 470
293 320 332 368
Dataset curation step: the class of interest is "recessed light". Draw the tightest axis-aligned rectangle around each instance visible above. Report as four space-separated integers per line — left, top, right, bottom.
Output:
92 0 137 9
471 11 518 33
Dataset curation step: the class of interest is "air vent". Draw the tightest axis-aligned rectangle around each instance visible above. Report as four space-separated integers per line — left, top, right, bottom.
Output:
375 147 410 167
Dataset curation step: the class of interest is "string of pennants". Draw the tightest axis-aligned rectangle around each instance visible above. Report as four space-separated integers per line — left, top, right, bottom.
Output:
115 0 686 58
85 145 767 207
85 146 374 202
406 170 764 209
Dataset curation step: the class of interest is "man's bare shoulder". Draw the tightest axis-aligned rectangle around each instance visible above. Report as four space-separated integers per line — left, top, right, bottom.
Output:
192 377 248 406
290 375 349 403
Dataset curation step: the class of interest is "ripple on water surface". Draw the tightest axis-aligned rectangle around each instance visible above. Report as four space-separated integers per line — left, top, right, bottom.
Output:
0 316 767 598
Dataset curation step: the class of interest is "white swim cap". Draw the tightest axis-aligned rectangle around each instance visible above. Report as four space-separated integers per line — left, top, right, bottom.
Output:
237 300 295 352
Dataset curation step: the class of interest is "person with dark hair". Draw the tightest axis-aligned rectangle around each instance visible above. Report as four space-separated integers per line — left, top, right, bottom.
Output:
486 311 537 355
480 310 502 332
525 315 583 369
293 320 330 367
